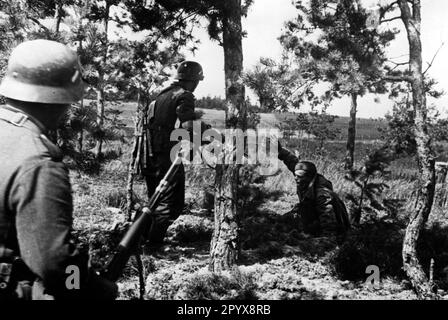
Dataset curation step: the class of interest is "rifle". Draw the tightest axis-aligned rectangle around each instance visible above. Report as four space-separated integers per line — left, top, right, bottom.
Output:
103 153 183 282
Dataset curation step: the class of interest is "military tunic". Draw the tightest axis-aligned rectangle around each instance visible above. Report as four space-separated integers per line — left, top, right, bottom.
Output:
0 105 112 299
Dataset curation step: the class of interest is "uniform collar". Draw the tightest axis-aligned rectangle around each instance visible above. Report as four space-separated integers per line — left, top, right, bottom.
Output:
0 104 47 135
161 81 186 93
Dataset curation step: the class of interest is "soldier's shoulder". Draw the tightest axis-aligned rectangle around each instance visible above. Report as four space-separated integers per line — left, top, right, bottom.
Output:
158 84 191 97
173 87 195 101
18 130 63 162
315 174 334 192
35 134 63 161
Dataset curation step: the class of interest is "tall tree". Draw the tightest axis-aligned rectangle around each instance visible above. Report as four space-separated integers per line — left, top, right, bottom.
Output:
393 0 437 299
148 0 252 271
281 0 395 170
209 0 247 272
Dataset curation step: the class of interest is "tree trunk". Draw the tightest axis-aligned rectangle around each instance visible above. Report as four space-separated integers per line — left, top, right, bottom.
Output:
344 93 357 170
94 2 110 158
126 92 143 222
54 2 63 34
398 0 437 300
210 0 246 272
78 129 84 154
95 87 105 157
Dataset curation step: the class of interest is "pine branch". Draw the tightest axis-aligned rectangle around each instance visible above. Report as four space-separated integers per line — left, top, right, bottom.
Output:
383 75 413 82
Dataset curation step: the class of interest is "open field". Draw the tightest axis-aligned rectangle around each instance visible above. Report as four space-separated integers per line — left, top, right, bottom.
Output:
114 101 387 140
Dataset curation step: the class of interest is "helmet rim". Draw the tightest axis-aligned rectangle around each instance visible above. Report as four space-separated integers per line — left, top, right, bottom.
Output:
0 75 84 104
175 61 204 81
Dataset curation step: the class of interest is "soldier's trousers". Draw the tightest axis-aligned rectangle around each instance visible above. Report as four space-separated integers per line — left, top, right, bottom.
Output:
144 154 185 246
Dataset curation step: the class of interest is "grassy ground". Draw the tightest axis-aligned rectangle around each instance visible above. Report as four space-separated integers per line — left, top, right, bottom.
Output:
69 105 448 300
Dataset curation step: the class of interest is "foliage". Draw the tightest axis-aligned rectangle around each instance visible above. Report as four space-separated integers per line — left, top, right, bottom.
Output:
146 266 258 300
344 146 394 225
380 98 448 157
296 111 340 151
143 0 253 44
166 215 213 243
58 101 126 168
178 269 258 300
196 96 227 110
282 0 397 98
243 57 316 112
331 220 405 281
106 33 185 103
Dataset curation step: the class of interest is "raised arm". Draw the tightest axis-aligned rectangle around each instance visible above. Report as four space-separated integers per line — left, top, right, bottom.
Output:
277 141 299 173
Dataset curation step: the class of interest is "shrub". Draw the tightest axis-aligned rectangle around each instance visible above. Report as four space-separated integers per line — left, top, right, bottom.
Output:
104 188 127 210
419 223 448 290
330 220 405 281
167 215 214 243
178 269 258 300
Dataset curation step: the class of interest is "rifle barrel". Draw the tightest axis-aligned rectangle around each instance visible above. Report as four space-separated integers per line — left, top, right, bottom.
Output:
104 154 183 282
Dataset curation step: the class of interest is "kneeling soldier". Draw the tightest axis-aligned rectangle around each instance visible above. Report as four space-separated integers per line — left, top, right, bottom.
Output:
278 143 350 237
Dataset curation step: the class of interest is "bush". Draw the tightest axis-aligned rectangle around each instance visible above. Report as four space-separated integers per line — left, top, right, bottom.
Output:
104 188 127 210
167 215 214 243
330 221 405 281
178 269 258 300
419 223 448 290
64 151 102 175
145 266 258 300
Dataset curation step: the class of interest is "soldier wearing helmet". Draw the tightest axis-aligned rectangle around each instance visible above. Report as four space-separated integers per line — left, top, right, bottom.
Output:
278 142 350 237
142 60 210 253
0 40 117 300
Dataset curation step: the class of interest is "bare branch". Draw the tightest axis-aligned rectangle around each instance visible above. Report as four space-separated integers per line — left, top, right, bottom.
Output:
382 1 399 12
388 60 409 66
381 15 402 24
26 15 50 33
423 42 445 75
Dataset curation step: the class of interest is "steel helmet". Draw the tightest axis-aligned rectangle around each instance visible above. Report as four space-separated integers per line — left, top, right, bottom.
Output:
175 61 204 81
0 39 84 104
294 161 317 179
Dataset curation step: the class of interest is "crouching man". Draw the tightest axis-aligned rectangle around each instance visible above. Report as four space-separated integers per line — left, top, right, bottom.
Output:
278 142 350 237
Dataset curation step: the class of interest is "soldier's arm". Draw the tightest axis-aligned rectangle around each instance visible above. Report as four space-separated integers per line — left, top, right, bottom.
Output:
10 160 116 299
176 91 197 125
177 91 212 138
277 140 299 172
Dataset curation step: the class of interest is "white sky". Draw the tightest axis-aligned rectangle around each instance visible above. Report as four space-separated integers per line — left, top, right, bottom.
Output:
182 0 448 119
